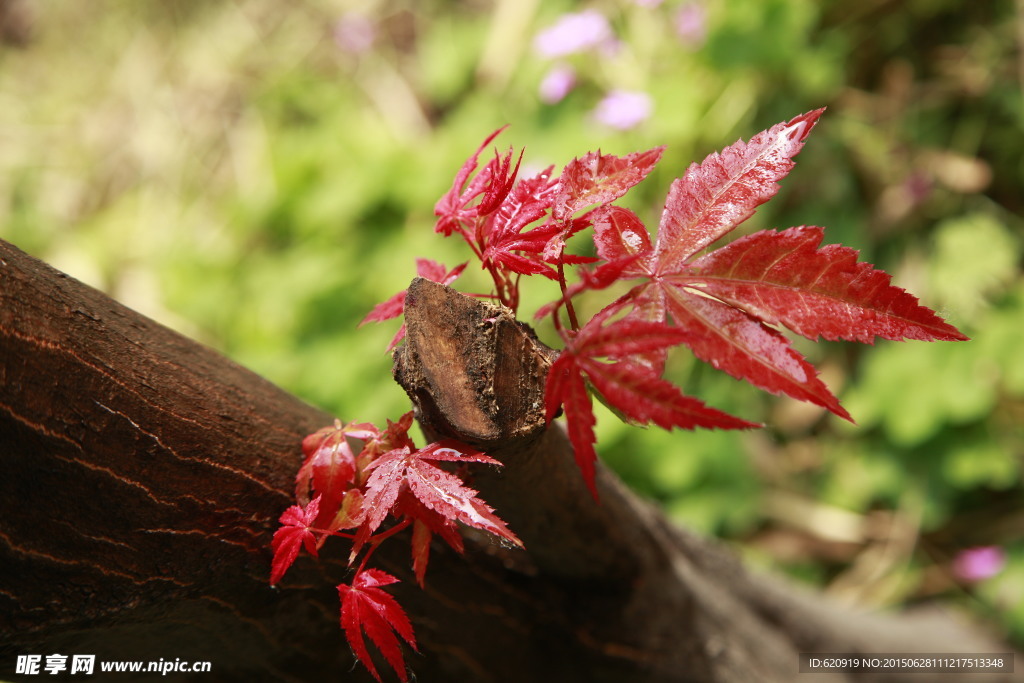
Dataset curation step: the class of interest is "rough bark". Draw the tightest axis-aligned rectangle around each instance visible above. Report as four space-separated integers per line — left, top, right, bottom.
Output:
0 241 1016 682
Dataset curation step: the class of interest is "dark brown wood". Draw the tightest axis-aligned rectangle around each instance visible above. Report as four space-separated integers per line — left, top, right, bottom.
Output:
0 242 1016 682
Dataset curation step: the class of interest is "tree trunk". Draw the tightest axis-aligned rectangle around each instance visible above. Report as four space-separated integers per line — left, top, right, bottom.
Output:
0 240 1016 682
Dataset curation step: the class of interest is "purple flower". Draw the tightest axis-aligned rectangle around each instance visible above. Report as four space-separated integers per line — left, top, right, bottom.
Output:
598 37 623 58
674 3 707 48
952 546 1006 582
904 172 933 204
539 63 577 104
533 10 613 58
334 13 375 55
593 90 653 130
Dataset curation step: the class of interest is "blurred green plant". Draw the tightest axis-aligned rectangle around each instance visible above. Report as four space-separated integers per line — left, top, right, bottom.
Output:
1 0 1020 647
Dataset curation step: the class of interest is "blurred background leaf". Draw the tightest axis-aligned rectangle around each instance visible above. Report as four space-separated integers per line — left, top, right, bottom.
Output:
1 0 1020 647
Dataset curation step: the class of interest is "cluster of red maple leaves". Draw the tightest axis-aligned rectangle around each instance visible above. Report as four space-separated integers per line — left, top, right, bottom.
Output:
271 108 966 682
270 412 520 681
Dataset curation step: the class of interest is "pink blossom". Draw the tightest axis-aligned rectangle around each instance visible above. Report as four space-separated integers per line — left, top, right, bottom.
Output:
533 10 614 58
598 37 623 58
674 3 707 47
334 13 375 55
593 90 653 130
539 63 577 104
904 172 933 204
633 0 664 6
952 546 1006 582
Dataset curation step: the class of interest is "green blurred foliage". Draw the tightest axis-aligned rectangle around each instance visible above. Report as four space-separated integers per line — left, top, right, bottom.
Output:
1 0 1021 646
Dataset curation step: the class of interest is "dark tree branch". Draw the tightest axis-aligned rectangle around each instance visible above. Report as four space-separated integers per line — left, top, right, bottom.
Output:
0 242 1015 682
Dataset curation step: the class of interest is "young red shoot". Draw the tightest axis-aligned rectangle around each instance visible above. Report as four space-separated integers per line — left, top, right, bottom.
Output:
274 108 967 682
270 495 323 586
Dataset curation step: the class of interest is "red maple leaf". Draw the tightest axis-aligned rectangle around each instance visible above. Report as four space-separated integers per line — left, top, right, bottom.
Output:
270 495 322 586
653 108 824 273
546 316 757 497
592 205 653 278
554 146 665 221
577 108 966 419
539 108 967 491
338 569 418 683
684 225 968 343
543 146 665 264
358 441 521 549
